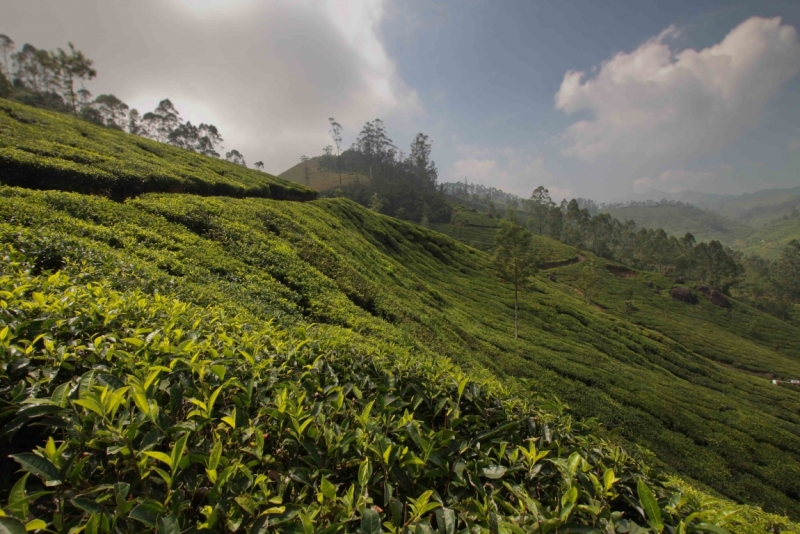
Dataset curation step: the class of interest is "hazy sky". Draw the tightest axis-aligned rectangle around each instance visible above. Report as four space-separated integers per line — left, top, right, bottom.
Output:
4 0 800 201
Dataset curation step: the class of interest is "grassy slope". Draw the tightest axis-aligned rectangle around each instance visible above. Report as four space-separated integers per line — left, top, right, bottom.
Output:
0 98 314 200
4 187 800 519
280 155 370 191
737 219 800 259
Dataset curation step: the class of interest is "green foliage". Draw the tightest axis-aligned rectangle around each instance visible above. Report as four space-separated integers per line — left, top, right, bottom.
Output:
0 98 315 201
2 186 800 521
574 267 601 305
0 244 733 532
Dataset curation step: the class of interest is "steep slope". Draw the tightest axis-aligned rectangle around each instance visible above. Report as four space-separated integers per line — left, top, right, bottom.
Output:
3 187 800 519
0 98 314 200
280 155 370 191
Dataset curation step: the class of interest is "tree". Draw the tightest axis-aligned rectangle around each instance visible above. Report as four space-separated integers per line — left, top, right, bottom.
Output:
89 94 129 129
254 161 264 171
142 99 182 143
493 212 538 340
368 193 384 213
575 266 601 305
530 185 555 235
225 149 246 167
300 155 310 186
774 240 800 303
408 133 437 190
128 109 143 136
56 43 97 114
328 118 343 185
0 34 14 76
529 186 554 235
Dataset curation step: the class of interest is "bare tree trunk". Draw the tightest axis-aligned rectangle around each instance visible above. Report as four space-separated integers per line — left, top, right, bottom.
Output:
514 283 519 340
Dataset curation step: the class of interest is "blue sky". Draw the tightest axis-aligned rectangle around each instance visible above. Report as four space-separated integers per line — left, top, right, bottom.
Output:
4 0 800 201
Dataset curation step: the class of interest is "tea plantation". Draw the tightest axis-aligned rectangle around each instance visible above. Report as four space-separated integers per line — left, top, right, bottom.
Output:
0 99 315 201
1 99 800 531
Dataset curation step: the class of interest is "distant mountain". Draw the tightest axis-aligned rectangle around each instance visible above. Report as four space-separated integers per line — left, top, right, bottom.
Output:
602 186 800 256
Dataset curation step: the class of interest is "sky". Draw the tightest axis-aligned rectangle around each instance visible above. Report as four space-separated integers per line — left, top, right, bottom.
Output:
3 0 800 202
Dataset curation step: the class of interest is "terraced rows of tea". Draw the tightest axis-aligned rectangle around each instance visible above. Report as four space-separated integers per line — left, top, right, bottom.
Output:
3 185 800 522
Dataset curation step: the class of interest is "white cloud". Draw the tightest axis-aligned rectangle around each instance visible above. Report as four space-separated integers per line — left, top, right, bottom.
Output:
452 158 497 181
555 16 800 171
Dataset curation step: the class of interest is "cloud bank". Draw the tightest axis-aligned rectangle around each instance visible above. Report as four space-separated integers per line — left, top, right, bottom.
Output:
555 17 800 182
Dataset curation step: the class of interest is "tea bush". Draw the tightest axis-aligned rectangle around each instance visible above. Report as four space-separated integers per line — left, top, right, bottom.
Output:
0 246 745 533
2 187 800 520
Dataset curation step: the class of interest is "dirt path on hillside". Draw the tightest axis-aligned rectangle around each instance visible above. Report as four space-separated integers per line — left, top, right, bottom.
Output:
541 254 585 270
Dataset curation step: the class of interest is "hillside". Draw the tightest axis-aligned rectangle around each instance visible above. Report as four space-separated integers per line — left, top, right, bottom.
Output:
737 218 800 259
599 190 800 258
684 186 800 222
600 202 753 245
0 98 314 201
4 185 800 523
280 155 370 191
2 99 800 529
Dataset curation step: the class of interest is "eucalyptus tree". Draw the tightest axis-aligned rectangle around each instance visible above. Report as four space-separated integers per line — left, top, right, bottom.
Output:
575 266 601 305
89 94 129 129
493 211 538 340
328 117 343 185
56 43 97 114
142 99 181 143
300 155 310 186
529 186 554 234
225 149 246 167
254 161 265 171
409 133 437 191
0 34 13 76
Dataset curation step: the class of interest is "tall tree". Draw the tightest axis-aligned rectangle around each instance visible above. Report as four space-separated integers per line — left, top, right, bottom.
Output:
493 212 538 340
225 149 246 167
300 155 310 186
88 94 129 129
142 99 181 142
0 34 14 76
56 43 96 114
774 239 800 302
254 161 264 171
575 266 601 305
529 186 554 235
408 133 437 190
328 118 343 185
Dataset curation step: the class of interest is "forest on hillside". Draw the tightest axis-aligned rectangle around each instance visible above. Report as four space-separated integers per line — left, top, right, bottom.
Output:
444 184 800 324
